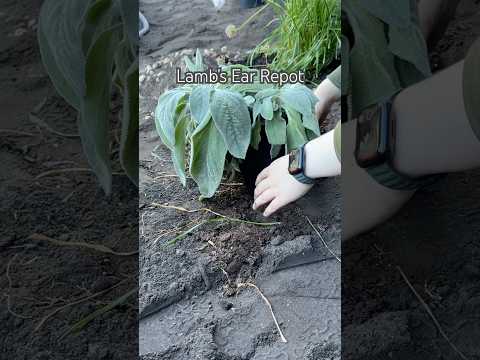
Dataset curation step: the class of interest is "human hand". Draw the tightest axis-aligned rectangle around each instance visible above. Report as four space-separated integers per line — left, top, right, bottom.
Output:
253 154 313 217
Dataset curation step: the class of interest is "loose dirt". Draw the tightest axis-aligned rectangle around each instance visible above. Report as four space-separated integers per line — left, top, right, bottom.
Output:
0 0 138 359
342 1 480 359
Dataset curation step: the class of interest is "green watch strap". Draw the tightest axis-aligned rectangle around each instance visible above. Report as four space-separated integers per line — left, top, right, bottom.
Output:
362 100 442 191
293 172 316 185
366 162 442 191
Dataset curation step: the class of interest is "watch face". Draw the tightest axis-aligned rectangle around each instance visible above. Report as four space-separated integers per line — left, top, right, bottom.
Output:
355 105 389 168
289 149 302 175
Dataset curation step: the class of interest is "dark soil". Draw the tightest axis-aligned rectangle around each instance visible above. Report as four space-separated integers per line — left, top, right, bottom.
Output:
138 1 341 358
342 1 480 359
0 0 138 359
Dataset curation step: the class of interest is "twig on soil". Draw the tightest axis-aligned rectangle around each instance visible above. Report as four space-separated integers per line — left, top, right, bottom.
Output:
35 168 125 179
34 279 128 332
153 173 243 186
166 218 226 245
28 113 79 138
28 233 138 256
0 129 36 137
59 288 136 340
396 266 469 360
153 203 281 226
237 282 287 343
4 254 33 320
306 216 341 263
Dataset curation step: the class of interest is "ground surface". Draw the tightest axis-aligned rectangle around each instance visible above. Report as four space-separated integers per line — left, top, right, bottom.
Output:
138 0 342 359
343 1 480 359
0 0 138 359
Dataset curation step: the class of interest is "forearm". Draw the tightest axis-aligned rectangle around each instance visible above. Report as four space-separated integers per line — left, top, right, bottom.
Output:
304 130 341 179
392 60 480 176
315 75 341 105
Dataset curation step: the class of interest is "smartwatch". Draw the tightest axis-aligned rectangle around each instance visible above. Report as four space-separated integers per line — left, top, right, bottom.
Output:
288 144 316 185
355 100 440 190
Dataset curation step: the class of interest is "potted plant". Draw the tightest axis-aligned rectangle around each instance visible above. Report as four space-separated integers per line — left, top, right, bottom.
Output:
154 51 319 198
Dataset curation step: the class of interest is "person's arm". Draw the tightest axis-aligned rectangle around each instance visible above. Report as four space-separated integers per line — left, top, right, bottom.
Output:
252 75 342 217
314 68 341 122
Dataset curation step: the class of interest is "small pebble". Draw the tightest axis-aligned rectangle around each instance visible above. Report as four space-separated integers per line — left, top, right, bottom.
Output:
175 249 185 257
13 28 27 37
219 300 233 311
271 235 285 246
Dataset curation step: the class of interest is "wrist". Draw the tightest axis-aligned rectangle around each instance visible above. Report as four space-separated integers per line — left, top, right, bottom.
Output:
303 141 315 179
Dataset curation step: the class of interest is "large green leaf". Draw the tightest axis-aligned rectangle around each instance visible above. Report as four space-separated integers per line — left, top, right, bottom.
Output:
285 106 307 152
280 84 320 135
155 90 187 148
79 24 121 195
189 119 228 198
265 111 286 145
189 86 211 126
119 0 138 52
172 112 189 186
255 88 280 100
82 0 117 54
120 60 139 187
38 0 91 110
260 97 274 121
251 118 262 151
210 89 251 159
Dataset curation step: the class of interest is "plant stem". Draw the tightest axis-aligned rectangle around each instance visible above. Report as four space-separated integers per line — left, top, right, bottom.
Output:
237 4 270 33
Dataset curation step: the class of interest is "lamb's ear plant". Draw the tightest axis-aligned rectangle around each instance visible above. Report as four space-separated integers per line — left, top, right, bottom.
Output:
155 51 319 198
37 0 138 195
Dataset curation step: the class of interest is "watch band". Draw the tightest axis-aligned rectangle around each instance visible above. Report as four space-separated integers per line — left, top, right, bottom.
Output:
366 162 441 191
293 171 316 185
293 144 316 185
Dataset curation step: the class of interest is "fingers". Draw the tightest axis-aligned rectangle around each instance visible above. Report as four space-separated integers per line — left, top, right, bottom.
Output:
255 167 269 186
253 178 270 200
263 197 285 217
252 188 276 211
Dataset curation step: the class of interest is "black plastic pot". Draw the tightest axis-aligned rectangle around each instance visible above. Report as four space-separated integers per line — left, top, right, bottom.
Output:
240 0 264 9
239 127 284 195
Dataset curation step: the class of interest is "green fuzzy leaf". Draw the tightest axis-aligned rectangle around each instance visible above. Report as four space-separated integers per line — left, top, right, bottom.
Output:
184 56 197 72
251 117 262 151
302 111 320 136
172 112 189 186
38 0 91 110
184 49 205 72
280 84 313 114
253 100 262 123
280 84 319 136
260 97 274 121
78 24 121 195
285 106 307 152
189 119 227 198
119 0 138 53
270 144 282 159
155 89 186 148
244 95 255 106
265 111 286 145
82 0 116 54
210 89 251 159
120 60 139 187
195 48 204 71
255 88 279 100
189 86 211 126
306 128 319 141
